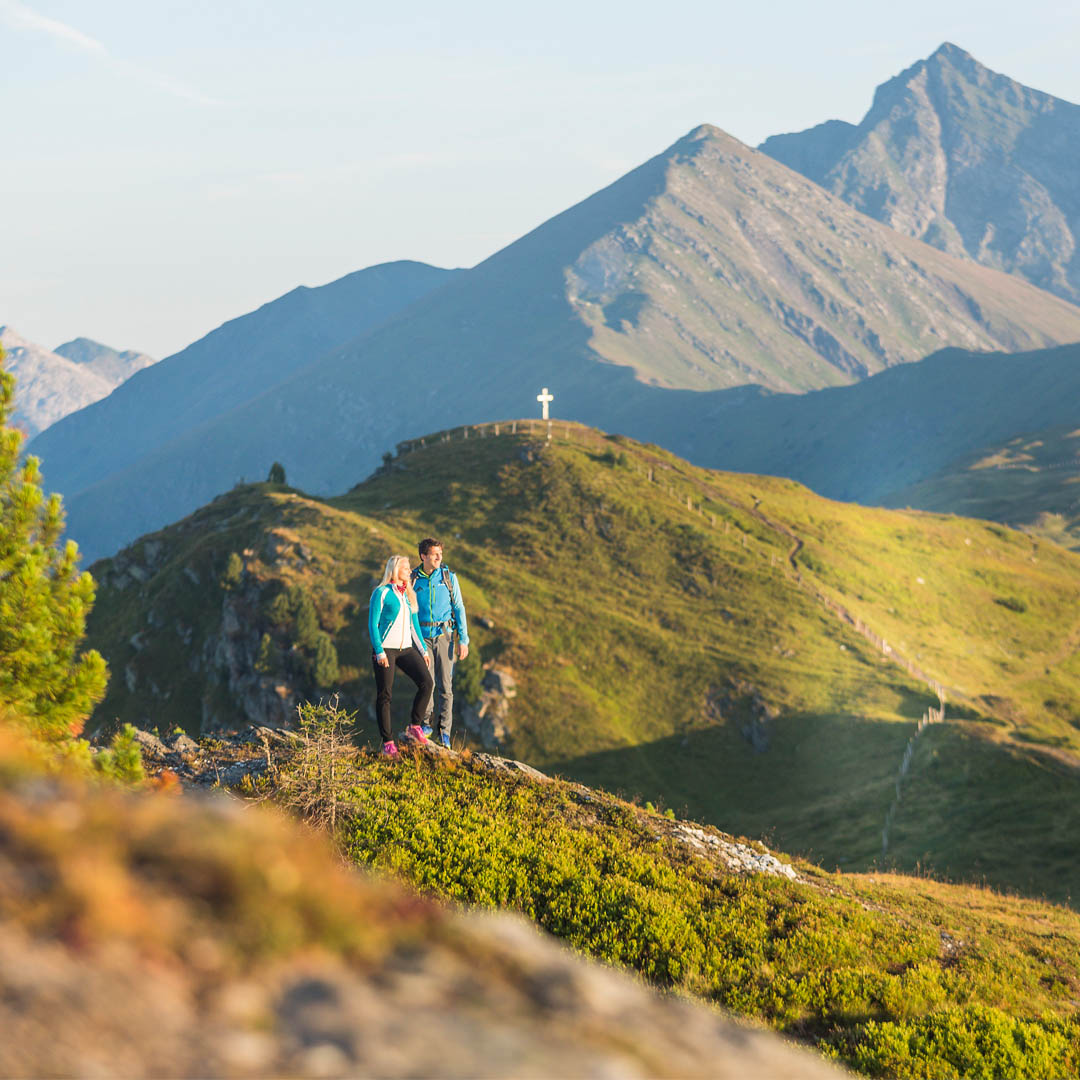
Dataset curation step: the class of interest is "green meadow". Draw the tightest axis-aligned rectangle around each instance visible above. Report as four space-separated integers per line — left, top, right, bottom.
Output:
86 423 1080 901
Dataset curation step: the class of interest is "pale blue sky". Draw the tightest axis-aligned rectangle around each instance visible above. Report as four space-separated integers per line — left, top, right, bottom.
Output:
5 0 1080 358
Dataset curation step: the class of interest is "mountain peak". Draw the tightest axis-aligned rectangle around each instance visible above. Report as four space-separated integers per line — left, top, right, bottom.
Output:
684 122 726 142
929 41 977 65
54 336 111 362
760 44 1080 303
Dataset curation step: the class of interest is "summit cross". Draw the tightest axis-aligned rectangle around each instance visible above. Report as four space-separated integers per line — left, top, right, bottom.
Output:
536 387 554 420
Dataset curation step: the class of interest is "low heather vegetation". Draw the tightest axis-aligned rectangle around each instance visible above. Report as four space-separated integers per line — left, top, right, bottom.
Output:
271 705 1080 1079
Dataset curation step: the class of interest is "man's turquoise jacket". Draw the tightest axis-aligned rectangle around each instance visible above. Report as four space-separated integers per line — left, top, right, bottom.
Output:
410 566 469 645
368 584 428 656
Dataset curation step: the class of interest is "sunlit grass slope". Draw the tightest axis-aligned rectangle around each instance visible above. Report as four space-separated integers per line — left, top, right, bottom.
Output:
86 423 1080 898
317 743 1080 1080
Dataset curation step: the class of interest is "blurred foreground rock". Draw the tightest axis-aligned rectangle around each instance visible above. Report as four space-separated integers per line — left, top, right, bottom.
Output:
0 730 840 1079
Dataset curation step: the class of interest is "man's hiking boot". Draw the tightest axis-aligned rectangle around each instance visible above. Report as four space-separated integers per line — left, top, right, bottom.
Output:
382 740 400 759
404 724 429 744
420 724 433 739
440 733 451 749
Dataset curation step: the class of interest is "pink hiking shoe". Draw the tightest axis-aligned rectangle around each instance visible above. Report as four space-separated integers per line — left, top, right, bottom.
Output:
382 740 400 759
404 724 429 744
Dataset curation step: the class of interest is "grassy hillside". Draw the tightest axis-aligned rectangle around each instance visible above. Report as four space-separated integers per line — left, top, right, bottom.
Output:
85 424 1080 900
884 422 1080 551
268 724 1080 1079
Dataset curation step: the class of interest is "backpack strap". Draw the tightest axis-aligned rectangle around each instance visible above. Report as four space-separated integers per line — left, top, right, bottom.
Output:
442 567 458 637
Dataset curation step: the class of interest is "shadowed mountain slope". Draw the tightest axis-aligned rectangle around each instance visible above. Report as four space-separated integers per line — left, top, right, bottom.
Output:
84 425 1080 899
665 341 1080 508
881 419 1080 550
42 126 1080 561
27 260 457 502
761 43 1080 303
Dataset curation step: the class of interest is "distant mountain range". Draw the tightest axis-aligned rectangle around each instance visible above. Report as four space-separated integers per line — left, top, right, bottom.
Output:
761 43 1080 304
27 115 1080 560
26 261 458 503
0 326 155 438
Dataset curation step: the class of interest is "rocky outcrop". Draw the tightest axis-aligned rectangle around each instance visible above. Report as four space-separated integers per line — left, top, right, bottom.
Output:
204 589 297 732
461 667 516 750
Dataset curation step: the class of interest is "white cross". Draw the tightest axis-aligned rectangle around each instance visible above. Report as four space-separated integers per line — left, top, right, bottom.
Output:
536 387 553 420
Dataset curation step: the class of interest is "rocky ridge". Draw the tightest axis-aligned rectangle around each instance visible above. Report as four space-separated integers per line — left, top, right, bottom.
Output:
119 723 804 885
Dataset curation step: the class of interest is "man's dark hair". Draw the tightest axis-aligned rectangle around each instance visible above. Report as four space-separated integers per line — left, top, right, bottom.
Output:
418 537 443 557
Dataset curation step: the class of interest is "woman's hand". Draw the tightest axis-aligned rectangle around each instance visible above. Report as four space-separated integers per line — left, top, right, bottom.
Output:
376 652 389 668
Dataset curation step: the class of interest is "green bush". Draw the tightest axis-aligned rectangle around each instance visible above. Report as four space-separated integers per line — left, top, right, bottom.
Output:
91 724 146 785
312 632 340 687
824 1006 1080 1079
255 632 281 674
221 552 244 589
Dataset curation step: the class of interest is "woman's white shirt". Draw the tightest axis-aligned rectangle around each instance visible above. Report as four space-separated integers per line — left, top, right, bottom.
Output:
383 587 412 650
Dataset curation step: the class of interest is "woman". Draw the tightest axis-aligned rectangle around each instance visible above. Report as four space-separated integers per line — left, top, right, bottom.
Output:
368 555 434 757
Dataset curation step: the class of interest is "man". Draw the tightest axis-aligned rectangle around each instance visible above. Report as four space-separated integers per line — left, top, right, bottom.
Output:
410 538 469 748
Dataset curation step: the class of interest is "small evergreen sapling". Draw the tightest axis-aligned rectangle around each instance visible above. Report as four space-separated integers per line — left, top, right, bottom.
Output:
0 349 106 739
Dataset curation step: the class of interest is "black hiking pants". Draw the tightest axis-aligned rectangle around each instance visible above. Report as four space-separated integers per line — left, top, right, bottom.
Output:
372 646 434 743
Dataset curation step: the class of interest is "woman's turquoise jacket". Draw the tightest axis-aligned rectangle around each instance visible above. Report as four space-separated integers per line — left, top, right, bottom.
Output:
368 584 428 656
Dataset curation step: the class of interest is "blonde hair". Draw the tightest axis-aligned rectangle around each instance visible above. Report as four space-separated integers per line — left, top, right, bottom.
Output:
379 555 417 612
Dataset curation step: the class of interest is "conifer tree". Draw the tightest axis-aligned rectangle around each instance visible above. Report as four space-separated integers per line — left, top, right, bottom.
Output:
312 631 340 688
255 632 281 674
0 350 107 739
294 592 320 651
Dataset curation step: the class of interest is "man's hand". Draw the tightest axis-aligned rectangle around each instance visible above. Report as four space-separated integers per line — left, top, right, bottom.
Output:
458 643 469 661
376 652 389 668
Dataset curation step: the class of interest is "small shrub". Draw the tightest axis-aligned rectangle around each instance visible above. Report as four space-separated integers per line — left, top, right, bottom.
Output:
267 462 286 484
222 552 244 590
994 596 1027 613
255 633 281 674
312 632 340 688
93 724 146 785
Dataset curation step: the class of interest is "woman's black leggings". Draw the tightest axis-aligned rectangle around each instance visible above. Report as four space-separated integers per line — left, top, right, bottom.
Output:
371 646 434 742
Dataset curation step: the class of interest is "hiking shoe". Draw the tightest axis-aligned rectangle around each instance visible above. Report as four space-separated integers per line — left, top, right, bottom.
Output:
404 724 429 744
420 725 433 739
382 740 400 759
440 733 451 749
